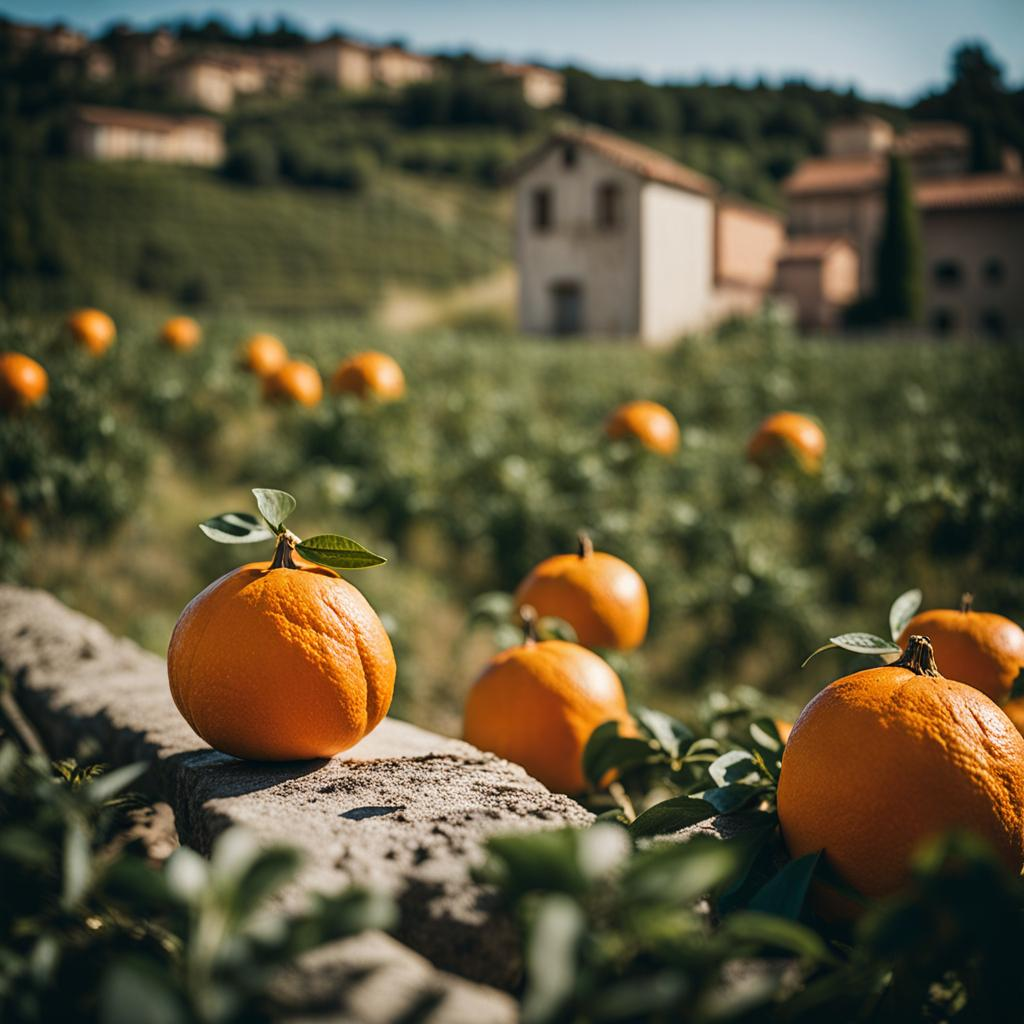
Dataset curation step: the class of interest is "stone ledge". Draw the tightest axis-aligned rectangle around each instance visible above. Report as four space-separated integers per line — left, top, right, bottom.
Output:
0 584 592 1003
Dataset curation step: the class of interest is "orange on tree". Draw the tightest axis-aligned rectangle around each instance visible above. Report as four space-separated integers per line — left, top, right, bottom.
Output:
160 315 201 351
66 308 116 355
463 607 633 793
747 411 825 472
331 351 406 402
514 532 649 651
897 593 1024 705
242 333 288 378
0 352 48 412
604 400 679 456
263 359 323 407
168 488 393 761
778 635 1024 914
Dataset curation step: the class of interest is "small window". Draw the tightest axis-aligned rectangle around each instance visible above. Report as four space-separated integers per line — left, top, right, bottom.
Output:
983 259 1005 286
562 143 577 169
980 309 1006 338
532 187 553 231
930 308 956 336
933 261 962 288
596 182 622 230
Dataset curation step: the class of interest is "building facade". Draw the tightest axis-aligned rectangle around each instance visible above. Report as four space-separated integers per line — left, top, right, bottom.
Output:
69 106 225 166
493 63 565 108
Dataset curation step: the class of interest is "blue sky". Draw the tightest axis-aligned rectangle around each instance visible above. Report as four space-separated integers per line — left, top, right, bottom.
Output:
3 0 1021 102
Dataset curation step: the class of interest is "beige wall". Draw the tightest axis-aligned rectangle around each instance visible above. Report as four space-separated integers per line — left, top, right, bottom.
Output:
520 71 565 109
716 204 784 290
921 208 1024 336
72 121 224 166
640 182 715 344
171 63 235 112
373 50 434 88
788 191 883 291
307 43 375 90
776 246 858 330
515 143 643 338
826 120 893 157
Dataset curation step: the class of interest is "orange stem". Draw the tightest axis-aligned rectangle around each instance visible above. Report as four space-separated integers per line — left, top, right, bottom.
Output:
270 532 298 570
894 635 941 677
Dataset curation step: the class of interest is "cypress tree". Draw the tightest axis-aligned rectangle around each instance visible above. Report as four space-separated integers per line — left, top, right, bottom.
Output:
875 154 923 324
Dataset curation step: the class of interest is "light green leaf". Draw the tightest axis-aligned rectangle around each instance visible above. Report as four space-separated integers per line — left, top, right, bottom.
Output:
889 588 923 642
199 512 274 545
748 850 821 919
521 894 585 1024
802 632 901 667
296 534 387 569
85 761 147 804
62 818 92 909
252 488 296 532
709 750 760 788
720 911 838 964
633 706 692 758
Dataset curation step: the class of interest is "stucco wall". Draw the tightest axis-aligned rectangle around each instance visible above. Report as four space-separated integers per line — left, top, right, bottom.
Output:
515 143 642 338
73 122 224 167
640 182 715 344
788 191 883 291
715 203 784 290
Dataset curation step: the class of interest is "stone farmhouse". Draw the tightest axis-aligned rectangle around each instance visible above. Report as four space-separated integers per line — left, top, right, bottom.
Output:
784 114 1024 335
491 63 566 109
69 105 225 166
510 126 784 344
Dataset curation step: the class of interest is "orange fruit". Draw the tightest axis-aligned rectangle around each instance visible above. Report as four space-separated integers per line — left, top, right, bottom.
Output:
514 533 649 651
897 595 1024 705
1004 698 1024 738
463 618 632 794
0 352 48 412
242 333 288 378
331 351 405 402
168 540 395 760
778 635 1024 913
66 308 116 355
773 719 793 744
160 315 201 351
747 412 825 472
263 360 323 407
604 400 679 455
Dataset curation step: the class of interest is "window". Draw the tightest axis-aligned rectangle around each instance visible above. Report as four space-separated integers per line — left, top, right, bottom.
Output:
561 143 577 169
983 259 1005 286
932 261 962 288
595 182 622 230
930 308 956 336
980 309 1006 338
532 187 553 231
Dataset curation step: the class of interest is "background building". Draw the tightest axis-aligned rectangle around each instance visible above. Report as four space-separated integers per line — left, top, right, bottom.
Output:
69 105 225 166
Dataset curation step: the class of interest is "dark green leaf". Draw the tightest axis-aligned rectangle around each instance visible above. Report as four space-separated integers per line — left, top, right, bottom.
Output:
521 894 585 1024
625 836 747 904
701 783 767 815
85 762 148 805
199 512 274 545
633 706 692 757
252 487 296 532
748 850 821 919
481 830 587 897
719 911 837 964
582 721 656 788
629 796 715 839
296 534 387 569
889 588 922 642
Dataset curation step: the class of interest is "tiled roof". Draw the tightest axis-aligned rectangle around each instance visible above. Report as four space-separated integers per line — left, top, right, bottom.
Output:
510 125 717 197
494 61 562 80
783 156 886 196
777 235 853 262
73 105 221 132
717 194 785 223
894 121 968 155
916 173 1024 210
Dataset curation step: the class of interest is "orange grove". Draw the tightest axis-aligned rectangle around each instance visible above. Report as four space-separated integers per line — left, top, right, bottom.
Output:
66 308 116 356
0 352 48 412
604 400 680 455
331 351 406 402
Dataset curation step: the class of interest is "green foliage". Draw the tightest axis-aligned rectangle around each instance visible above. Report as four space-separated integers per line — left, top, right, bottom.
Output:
876 154 924 325
0 742 393 1023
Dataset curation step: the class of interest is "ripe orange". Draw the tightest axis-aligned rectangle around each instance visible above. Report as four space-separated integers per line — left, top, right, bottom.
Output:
168 540 395 760
778 636 1024 912
897 596 1024 705
242 333 288 378
0 352 48 412
463 619 632 793
331 351 406 402
747 412 825 472
160 316 201 351
604 400 679 455
263 360 323 407
66 308 116 356
514 533 649 650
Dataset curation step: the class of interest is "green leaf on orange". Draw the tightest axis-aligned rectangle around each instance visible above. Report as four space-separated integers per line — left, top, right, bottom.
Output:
296 534 386 569
801 632 901 667
252 488 297 533
889 588 923 642
199 512 274 544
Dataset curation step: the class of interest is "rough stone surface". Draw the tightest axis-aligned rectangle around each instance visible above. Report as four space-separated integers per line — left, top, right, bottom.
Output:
0 584 592 1000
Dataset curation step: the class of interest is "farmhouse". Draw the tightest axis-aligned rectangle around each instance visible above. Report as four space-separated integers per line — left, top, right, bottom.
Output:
69 105 225 167
511 126 783 344
785 114 1024 333
493 62 565 108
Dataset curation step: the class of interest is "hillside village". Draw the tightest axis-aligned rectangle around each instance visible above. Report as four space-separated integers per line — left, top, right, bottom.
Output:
3 15 1023 338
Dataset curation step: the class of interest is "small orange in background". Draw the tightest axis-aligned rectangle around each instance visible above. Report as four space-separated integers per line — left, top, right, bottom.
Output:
514 532 649 651
604 400 679 455
331 351 406 402
160 315 201 351
0 352 48 412
897 594 1024 705
242 333 288 378
747 411 825 473
463 607 633 794
66 308 116 356
778 635 1024 916
263 360 323 407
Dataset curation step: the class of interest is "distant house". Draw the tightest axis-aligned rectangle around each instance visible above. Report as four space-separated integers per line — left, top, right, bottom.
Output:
371 45 435 88
713 196 786 319
69 106 225 167
166 49 304 112
785 113 1024 333
493 62 565 108
1 18 87 55
169 55 239 113
775 237 860 329
103 25 178 77
306 36 375 90
510 126 782 344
